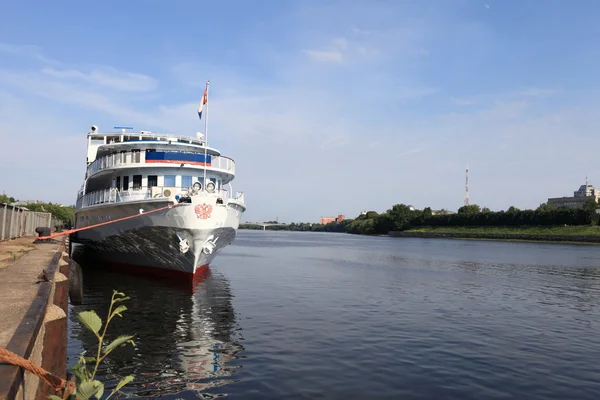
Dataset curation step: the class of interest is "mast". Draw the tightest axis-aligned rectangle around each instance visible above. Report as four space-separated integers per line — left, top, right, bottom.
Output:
203 81 210 191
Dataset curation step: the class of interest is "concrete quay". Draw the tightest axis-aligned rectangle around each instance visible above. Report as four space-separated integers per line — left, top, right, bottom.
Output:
0 235 69 400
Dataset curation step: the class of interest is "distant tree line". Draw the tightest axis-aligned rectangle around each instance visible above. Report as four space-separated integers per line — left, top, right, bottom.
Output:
0 193 75 226
243 199 600 235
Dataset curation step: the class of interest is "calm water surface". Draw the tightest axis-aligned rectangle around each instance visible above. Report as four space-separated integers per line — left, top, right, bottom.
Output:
69 231 600 399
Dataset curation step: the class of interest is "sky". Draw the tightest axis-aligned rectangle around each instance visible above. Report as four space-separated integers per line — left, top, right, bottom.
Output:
1 0 600 222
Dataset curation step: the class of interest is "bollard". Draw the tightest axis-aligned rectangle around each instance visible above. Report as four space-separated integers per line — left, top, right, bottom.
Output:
34 227 51 237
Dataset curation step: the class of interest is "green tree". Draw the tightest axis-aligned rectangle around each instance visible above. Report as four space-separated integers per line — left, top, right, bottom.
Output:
387 204 414 230
422 207 433 218
536 202 553 212
457 204 481 215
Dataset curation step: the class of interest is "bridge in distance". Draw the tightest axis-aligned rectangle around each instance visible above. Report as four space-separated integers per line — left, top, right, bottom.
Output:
242 221 287 230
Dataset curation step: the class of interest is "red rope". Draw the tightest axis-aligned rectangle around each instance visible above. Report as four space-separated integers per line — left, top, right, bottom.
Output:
38 203 184 240
0 347 75 396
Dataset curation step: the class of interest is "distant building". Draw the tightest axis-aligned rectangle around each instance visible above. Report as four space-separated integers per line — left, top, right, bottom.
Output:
547 182 600 209
320 214 345 224
431 209 454 215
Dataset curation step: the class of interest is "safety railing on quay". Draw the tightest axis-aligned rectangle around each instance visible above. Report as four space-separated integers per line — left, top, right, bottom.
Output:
0 203 60 241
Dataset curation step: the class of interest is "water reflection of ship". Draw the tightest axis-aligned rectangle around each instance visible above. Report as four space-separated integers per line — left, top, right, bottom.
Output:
70 258 243 397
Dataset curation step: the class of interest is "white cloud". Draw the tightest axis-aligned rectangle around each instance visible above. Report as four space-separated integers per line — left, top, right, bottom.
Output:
303 49 344 63
42 67 157 92
515 88 556 97
0 43 57 64
352 27 371 35
451 97 477 106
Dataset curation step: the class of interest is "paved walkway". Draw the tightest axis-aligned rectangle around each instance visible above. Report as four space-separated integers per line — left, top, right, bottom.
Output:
0 236 63 348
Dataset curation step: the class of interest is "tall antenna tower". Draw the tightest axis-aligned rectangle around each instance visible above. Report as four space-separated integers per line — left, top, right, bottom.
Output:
464 166 469 206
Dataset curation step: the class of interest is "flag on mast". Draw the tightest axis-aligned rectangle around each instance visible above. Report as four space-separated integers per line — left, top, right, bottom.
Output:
197 86 208 120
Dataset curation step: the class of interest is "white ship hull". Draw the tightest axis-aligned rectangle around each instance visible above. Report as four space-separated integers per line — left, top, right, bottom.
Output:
71 193 245 281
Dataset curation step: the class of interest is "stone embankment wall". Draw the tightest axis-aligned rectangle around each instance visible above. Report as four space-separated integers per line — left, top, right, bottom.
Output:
0 237 69 400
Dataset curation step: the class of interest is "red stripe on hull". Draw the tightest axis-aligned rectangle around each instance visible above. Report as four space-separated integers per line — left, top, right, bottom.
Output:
90 261 211 292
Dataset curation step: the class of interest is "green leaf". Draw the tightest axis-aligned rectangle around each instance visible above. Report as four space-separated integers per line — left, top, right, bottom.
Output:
112 296 130 303
93 380 104 399
84 357 96 363
48 395 62 400
114 375 134 392
77 380 99 400
110 305 127 319
71 356 88 382
76 311 102 335
71 364 85 383
103 334 135 355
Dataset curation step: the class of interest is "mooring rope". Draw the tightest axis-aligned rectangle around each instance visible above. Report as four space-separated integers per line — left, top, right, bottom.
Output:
37 203 184 241
0 347 75 397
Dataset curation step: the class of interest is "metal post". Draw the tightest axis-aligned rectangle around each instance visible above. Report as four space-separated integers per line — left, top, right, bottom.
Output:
19 209 25 237
1 204 6 241
10 207 15 239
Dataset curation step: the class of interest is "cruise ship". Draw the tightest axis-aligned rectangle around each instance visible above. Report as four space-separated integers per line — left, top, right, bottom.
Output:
71 90 246 283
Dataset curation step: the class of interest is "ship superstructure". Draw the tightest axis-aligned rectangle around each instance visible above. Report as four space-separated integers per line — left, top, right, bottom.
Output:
71 122 246 282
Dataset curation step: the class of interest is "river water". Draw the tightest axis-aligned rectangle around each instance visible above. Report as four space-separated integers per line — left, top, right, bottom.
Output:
68 231 600 399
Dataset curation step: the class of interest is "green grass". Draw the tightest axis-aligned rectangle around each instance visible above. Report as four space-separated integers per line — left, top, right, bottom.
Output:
406 225 600 236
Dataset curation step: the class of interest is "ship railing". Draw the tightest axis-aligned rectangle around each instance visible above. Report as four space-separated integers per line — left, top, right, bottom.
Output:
87 151 235 177
91 132 206 147
76 186 233 209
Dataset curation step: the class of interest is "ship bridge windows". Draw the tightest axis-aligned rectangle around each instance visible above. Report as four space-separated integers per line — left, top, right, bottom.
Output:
148 175 158 187
163 175 176 187
132 150 141 163
133 175 142 189
182 176 193 189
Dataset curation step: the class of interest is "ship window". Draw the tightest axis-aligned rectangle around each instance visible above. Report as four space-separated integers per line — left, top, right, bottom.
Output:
182 176 192 188
116 176 121 189
164 175 176 187
133 175 142 189
148 175 158 187
132 150 141 163
122 176 129 190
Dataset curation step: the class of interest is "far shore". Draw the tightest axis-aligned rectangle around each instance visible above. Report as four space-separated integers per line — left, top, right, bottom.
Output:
391 225 600 245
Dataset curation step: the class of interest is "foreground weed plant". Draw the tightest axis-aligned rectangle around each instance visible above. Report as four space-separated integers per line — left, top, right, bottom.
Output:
50 290 135 400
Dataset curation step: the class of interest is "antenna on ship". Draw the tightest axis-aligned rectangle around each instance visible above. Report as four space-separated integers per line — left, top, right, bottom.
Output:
114 126 133 133
464 166 469 206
